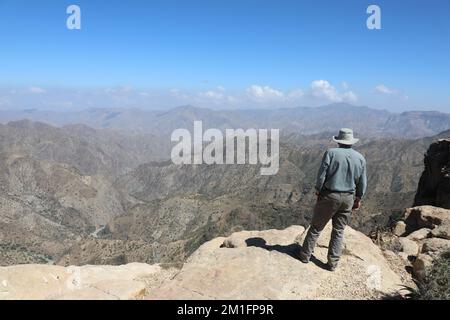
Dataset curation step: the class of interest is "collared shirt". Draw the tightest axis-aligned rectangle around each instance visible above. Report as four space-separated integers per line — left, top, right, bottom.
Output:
315 147 367 198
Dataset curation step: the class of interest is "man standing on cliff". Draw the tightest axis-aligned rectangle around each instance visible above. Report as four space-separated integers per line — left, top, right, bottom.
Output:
299 128 367 271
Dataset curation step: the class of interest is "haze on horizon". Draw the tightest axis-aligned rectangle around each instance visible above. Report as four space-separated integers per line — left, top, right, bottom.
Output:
0 0 449 113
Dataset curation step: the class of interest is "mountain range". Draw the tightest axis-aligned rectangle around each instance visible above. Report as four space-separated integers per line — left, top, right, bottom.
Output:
1 103 450 139
1 103 449 266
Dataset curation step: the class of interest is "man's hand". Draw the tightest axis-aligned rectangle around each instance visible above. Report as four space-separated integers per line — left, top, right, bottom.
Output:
352 197 361 211
315 191 320 201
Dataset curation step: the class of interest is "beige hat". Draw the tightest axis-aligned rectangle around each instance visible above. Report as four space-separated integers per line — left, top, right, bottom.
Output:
332 128 359 145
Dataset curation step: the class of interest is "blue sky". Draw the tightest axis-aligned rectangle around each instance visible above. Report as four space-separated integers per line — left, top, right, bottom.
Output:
0 0 449 111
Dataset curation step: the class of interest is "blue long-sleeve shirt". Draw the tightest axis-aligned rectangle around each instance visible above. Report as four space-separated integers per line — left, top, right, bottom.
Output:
315 147 367 198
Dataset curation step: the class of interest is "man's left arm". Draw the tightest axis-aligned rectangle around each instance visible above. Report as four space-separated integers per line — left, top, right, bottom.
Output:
315 150 331 195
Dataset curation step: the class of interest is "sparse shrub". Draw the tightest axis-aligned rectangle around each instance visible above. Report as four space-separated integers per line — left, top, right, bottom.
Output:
415 249 450 300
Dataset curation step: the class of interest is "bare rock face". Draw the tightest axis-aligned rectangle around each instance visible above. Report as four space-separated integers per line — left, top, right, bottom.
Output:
146 225 403 300
414 138 450 209
0 263 166 300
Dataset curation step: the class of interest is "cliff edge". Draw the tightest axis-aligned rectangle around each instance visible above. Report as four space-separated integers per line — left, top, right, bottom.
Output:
0 223 405 300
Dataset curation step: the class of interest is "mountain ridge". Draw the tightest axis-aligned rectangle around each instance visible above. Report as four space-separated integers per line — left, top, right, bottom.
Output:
1 103 450 139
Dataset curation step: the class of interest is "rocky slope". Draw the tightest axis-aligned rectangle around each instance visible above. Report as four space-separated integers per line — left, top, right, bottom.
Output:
64 135 429 265
0 120 447 267
0 120 165 265
0 224 407 300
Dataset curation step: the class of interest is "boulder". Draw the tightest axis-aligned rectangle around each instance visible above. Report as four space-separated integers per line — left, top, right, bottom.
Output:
430 224 450 240
406 228 431 241
404 206 450 231
392 221 406 237
147 224 404 300
398 238 419 256
420 238 450 256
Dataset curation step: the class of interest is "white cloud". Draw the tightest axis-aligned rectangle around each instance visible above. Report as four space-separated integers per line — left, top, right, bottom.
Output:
198 86 229 100
197 87 239 106
246 85 284 100
374 84 395 94
311 80 340 101
199 90 224 99
29 86 46 94
287 89 304 99
1 81 361 110
342 91 358 102
310 80 357 103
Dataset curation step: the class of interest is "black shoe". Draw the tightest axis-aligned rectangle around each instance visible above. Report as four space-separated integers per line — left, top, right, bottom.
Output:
326 263 337 272
298 251 310 264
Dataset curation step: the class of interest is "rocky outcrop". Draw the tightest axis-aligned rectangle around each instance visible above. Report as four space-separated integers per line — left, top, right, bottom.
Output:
392 206 450 280
414 138 450 209
1 225 406 300
147 224 404 300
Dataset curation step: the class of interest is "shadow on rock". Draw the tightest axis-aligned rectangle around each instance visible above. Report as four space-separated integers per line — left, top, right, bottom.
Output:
245 237 329 271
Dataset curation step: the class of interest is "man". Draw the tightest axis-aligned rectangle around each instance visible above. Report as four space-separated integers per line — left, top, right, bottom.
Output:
299 128 367 271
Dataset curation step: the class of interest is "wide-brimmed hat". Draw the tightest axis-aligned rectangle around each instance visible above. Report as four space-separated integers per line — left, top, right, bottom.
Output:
332 128 359 145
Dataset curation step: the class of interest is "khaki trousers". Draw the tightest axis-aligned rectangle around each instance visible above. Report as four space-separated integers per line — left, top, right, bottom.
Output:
301 191 354 267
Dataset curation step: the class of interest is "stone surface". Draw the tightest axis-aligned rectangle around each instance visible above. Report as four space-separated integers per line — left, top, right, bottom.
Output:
400 206 450 279
404 206 450 231
406 228 431 241
0 225 412 300
430 224 450 240
398 238 419 256
147 224 404 300
412 254 434 281
392 221 406 237
420 238 450 256
397 252 410 263
0 263 164 300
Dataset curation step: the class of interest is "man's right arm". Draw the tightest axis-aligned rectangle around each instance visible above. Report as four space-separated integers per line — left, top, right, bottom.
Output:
315 150 331 193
